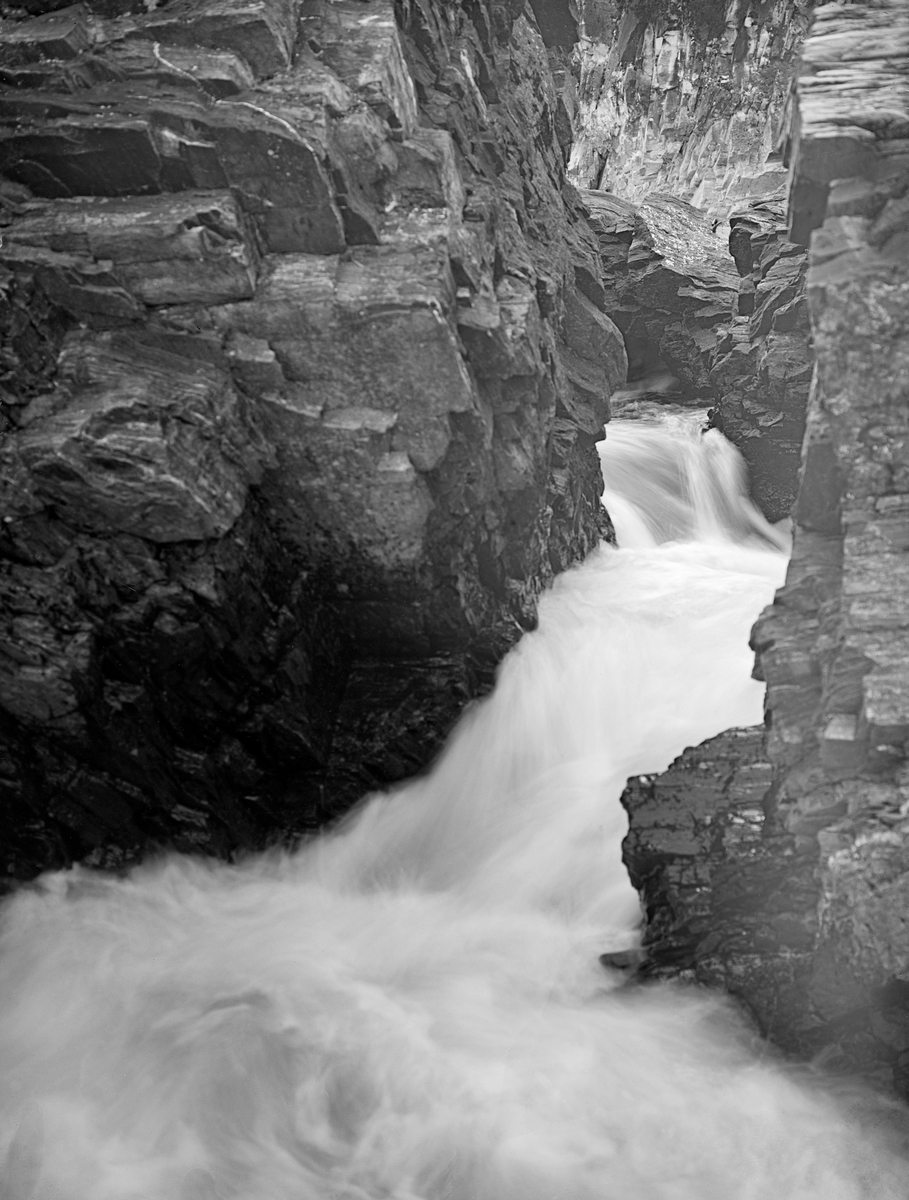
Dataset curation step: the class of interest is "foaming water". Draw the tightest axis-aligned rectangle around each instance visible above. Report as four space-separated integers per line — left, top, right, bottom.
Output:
599 414 790 552
2 418 907 1200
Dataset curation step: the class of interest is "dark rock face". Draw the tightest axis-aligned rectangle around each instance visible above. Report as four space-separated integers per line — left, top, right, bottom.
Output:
0 0 626 880
622 728 818 1049
708 198 811 523
621 0 909 1096
583 189 739 401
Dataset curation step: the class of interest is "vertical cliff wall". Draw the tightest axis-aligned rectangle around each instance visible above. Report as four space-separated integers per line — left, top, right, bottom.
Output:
0 0 627 880
623 0 909 1095
569 0 812 210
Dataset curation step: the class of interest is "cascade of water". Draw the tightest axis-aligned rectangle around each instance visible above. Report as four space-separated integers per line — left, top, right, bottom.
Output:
1 417 907 1200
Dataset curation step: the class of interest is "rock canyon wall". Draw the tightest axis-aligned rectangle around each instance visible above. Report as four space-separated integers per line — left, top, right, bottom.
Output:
580 184 810 520
570 0 810 207
623 0 909 1096
564 0 817 521
3 0 909 1103
569 0 811 210
0 0 628 881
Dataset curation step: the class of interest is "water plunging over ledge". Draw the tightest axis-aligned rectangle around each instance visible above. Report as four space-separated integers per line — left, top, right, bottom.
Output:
2 417 908 1199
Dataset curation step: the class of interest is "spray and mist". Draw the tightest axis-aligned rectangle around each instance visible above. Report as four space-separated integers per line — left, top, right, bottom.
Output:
2 415 907 1199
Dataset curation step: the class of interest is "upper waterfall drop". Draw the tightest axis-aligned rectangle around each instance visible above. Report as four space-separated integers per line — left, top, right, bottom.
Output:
0 418 907 1200
599 414 790 552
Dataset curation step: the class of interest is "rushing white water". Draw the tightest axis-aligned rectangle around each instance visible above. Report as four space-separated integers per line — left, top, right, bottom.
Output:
2 417 908 1200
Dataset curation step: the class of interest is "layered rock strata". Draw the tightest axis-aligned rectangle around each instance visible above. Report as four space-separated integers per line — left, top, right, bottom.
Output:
569 0 813 211
0 0 626 880
622 0 909 1094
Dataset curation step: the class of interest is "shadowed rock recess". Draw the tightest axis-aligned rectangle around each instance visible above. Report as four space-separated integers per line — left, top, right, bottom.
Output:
0 0 628 879
622 0 909 1097
579 186 810 520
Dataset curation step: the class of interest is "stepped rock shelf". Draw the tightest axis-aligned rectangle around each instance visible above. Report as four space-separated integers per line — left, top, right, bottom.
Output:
621 0 909 1097
0 0 628 878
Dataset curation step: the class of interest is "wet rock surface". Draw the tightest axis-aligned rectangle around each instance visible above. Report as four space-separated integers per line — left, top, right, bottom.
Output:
622 0 909 1096
0 0 626 880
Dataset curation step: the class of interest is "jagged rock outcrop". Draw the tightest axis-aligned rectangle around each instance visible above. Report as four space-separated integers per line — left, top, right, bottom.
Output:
569 0 812 210
0 0 627 880
708 196 811 521
622 0 909 1095
622 728 817 1049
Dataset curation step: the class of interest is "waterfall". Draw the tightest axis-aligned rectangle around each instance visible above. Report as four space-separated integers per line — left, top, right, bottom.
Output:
2 417 907 1200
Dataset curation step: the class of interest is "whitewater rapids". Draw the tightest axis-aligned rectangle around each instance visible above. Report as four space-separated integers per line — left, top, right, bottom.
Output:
2 416 908 1200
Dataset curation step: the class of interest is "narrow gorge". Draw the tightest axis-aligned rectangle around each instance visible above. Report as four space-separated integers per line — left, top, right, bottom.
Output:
2 0 909 1190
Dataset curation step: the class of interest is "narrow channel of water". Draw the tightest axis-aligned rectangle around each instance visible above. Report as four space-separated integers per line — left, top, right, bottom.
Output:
2 417 907 1199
